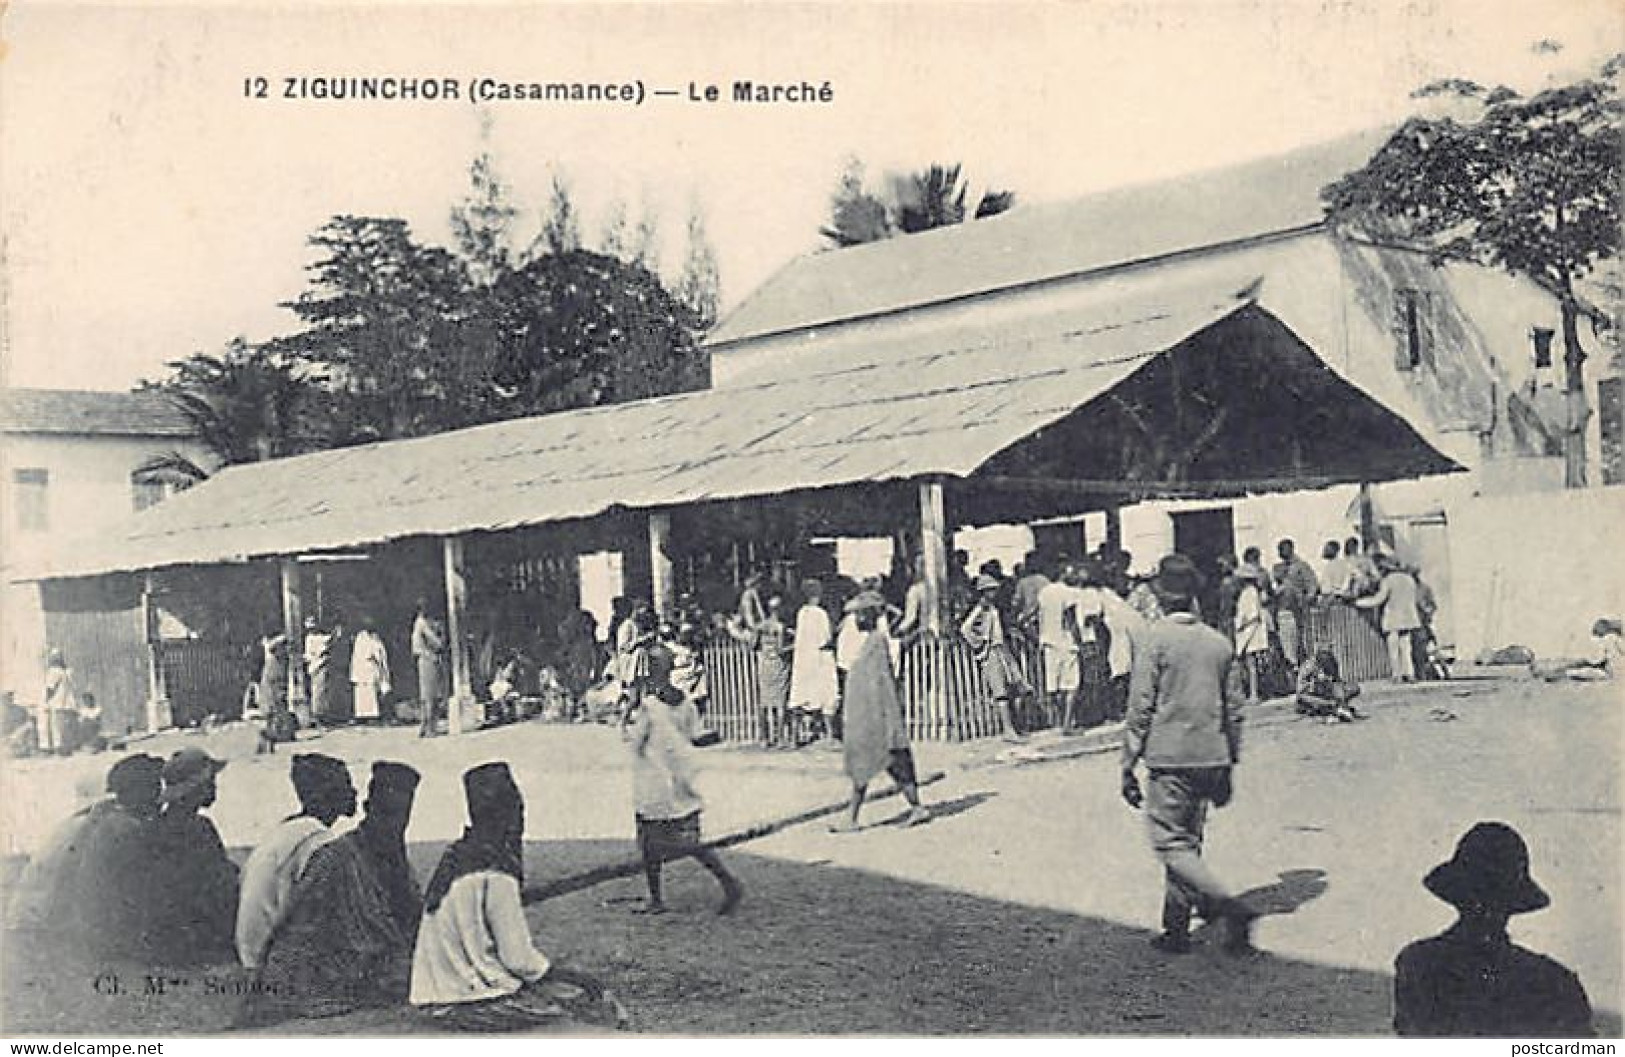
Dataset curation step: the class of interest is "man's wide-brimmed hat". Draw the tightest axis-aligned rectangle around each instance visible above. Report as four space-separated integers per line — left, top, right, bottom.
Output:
1424 821 1550 915
844 590 888 614
974 573 1001 593
1152 553 1201 603
161 747 226 805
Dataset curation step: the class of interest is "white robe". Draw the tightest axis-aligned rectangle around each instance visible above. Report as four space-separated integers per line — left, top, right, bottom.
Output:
789 604 839 715
349 630 391 719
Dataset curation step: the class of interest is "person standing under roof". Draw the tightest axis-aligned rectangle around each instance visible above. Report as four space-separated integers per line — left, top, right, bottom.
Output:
788 579 839 746
1357 554 1422 683
412 600 449 738
1271 539 1319 669
349 615 391 724
960 573 1028 742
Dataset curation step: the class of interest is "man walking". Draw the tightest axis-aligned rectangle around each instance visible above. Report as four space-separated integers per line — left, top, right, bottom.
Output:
1120 554 1257 955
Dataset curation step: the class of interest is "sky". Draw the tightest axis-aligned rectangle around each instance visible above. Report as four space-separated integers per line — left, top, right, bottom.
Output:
1 0 1620 392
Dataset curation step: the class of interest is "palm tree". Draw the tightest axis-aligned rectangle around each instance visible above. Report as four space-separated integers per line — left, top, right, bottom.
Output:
823 160 1016 248
136 339 324 484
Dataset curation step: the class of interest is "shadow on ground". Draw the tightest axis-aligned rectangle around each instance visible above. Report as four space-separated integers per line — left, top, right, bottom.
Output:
17 837 1618 1037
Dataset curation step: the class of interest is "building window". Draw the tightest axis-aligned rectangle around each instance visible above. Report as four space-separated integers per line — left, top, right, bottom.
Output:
132 475 168 512
1394 288 1432 371
13 468 48 531
1601 376 1623 487
1531 327 1556 371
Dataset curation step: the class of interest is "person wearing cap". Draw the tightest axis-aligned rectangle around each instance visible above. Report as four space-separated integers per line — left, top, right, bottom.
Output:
959 572 1029 742
788 579 839 747
149 748 238 964
235 753 356 969
1036 558 1087 730
1394 822 1593 1037
247 761 422 1024
8 754 164 950
832 591 929 832
412 763 627 1030
1120 553 1256 955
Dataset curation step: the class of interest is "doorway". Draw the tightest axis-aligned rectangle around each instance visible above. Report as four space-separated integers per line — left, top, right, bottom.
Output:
1170 507 1236 621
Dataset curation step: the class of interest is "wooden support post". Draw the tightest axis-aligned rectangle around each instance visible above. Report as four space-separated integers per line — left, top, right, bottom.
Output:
918 479 949 636
1104 504 1123 554
142 573 171 733
443 536 473 736
1358 483 1377 551
278 558 307 719
649 511 675 618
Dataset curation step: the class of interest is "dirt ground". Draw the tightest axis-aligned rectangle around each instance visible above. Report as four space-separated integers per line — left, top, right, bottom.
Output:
2 675 1619 1036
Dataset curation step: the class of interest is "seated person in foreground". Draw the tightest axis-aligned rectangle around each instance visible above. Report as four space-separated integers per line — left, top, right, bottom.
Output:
1395 822 1593 1038
148 748 238 965
1294 648 1364 722
8 754 164 953
247 761 422 1023
235 754 356 970
410 762 627 1032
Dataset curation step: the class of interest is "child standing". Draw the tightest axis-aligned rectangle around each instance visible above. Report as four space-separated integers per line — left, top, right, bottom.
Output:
622 651 743 916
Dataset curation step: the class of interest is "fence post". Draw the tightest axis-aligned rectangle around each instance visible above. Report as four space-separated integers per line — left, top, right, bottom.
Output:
142 573 172 733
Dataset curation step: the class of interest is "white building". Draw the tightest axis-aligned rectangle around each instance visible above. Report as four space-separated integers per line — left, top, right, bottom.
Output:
705 131 1625 660
1 388 211 717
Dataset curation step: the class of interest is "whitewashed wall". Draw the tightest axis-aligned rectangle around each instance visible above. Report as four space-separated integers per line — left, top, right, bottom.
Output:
1448 486 1625 661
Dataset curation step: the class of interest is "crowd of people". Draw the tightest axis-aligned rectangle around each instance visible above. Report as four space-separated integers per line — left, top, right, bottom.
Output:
5 539 1607 1038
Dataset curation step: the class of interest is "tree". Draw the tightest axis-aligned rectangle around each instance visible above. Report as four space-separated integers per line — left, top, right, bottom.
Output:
277 215 493 440
535 172 582 258
137 338 323 482
449 149 518 286
674 204 721 331
598 197 629 260
629 200 661 270
1323 54 1623 487
486 249 708 414
820 158 891 248
821 158 1016 249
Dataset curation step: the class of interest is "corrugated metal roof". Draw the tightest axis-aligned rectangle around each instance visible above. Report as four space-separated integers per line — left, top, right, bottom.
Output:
22 285 1262 581
18 279 1458 583
706 129 1392 346
0 387 197 438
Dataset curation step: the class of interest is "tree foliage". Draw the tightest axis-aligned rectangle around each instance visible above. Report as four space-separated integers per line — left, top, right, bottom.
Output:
821 158 1016 249
1322 54 1623 486
675 205 722 331
450 150 518 286
142 140 717 465
137 338 325 482
487 249 708 412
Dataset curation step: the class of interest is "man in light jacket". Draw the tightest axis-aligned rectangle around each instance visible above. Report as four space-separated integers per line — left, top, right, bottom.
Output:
1121 554 1257 956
